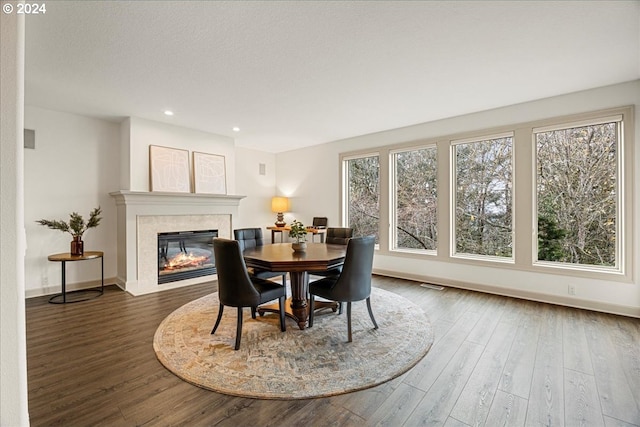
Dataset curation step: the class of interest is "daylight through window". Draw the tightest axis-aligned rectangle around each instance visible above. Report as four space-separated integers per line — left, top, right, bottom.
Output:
391 147 438 251
535 117 621 268
453 134 513 259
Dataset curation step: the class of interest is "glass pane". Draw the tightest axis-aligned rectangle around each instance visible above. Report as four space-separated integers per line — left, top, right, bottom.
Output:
345 156 380 243
536 122 618 267
455 137 513 257
393 147 437 250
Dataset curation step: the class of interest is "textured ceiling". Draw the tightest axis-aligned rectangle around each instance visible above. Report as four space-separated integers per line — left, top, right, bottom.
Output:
24 1 640 153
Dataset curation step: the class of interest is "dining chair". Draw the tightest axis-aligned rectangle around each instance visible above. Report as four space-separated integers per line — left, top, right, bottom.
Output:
325 227 353 245
308 235 378 342
234 228 287 286
312 227 353 278
312 217 328 229
211 238 286 350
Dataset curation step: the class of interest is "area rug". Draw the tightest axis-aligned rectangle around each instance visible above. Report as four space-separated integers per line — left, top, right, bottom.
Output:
153 287 433 399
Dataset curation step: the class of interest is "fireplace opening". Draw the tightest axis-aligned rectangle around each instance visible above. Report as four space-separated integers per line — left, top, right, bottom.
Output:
158 230 217 284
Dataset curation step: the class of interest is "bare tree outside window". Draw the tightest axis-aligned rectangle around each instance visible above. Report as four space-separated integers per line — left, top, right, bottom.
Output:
454 136 513 257
344 155 379 243
536 121 618 267
393 147 437 250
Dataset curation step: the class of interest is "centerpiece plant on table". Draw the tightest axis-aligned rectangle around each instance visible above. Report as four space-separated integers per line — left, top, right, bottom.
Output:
289 220 308 252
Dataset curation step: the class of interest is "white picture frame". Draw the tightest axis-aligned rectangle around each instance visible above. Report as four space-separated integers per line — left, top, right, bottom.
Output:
192 151 227 194
149 145 191 193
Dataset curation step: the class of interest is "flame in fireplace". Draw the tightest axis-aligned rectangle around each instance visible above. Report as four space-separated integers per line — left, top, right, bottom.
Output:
163 252 210 270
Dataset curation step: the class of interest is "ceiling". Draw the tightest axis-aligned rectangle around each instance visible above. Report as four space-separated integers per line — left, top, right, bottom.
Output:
24 1 640 153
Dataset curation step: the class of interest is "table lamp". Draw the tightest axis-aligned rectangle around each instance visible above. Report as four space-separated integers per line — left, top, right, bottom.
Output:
271 196 289 227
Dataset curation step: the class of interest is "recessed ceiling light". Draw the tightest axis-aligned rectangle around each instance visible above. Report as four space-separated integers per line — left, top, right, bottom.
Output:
232 127 240 132
164 110 174 116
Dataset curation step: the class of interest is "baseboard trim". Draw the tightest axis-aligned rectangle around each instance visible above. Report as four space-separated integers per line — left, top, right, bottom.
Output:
373 269 640 318
25 276 120 299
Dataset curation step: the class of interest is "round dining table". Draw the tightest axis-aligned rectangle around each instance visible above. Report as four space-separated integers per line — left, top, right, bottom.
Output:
242 242 347 329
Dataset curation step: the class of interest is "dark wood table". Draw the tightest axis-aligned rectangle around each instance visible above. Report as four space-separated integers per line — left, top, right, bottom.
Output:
243 243 346 329
47 251 104 304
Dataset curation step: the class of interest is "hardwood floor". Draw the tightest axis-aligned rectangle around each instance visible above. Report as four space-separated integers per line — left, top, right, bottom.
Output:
26 276 640 426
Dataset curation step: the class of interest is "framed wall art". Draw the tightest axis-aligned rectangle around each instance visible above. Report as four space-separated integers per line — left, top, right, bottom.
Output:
192 151 227 194
149 145 191 193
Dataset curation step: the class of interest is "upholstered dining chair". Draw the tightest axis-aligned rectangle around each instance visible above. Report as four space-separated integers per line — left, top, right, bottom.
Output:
234 228 287 286
312 217 328 229
308 235 378 342
325 227 353 245
312 227 353 278
211 238 286 350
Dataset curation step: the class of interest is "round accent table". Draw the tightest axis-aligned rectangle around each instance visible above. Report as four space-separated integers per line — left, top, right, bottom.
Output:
47 251 104 304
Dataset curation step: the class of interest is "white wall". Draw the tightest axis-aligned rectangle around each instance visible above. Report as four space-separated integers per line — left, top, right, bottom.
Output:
275 143 342 228
24 106 121 297
1 10 29 426
234 147 278 229
127 117 236 193
276 80 640 316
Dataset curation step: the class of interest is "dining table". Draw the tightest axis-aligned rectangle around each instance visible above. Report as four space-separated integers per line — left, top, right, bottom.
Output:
242 242 347 330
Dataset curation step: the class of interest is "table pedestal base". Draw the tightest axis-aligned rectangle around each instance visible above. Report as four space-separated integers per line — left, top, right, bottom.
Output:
258 298 339 330
256 271 340 330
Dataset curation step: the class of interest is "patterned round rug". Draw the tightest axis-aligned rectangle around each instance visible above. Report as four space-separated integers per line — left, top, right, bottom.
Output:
153 287 433 399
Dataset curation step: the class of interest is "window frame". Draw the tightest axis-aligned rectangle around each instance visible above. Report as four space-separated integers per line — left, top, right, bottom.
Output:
339 106 633 283
532 114 626 274
389 144 439 255
341 152 381 244
450 131 515 263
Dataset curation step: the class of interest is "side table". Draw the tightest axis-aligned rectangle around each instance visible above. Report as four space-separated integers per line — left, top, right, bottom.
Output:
266 226 326 244
47 251 104 304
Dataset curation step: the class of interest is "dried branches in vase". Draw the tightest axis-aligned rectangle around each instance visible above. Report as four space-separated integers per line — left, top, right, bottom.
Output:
36 207 102 256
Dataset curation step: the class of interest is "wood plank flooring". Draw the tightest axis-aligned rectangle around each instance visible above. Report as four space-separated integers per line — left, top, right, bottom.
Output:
26 276 640 426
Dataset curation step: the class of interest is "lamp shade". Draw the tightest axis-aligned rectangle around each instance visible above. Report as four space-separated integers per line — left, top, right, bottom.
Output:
271 196 289 213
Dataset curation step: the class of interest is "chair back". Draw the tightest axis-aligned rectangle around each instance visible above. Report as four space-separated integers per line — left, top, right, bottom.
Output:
331 235 375 301
234 228 265 252
325 227 353 245
312 217 328 229
213 238 261 307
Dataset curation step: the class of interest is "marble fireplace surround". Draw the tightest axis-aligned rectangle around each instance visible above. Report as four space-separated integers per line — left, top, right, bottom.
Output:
110 191 244 296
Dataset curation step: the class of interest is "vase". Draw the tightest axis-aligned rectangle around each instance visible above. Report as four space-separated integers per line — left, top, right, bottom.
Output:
291 242 307 252
71 236 84 256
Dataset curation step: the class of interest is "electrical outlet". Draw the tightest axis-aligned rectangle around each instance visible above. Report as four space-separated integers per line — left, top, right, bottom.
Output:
568 284 576 295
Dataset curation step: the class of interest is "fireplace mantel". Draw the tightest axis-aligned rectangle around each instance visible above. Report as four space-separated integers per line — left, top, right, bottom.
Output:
110 190 245 208
109 190 245 295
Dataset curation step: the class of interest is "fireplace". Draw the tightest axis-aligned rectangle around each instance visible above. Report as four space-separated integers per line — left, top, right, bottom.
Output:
158 230 218 284
110 191 243 295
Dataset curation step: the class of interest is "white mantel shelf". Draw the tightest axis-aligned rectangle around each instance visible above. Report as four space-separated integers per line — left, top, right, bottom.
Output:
109 190 245 207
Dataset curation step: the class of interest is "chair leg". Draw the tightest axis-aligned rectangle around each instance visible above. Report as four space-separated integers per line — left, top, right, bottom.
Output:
308 295 315 327
346 302 352 342
211 303 224 334
251 307 257 319
366 297 379 329
278 295 286 332
338 302 343 315
281 273 287 286
234 307 243 350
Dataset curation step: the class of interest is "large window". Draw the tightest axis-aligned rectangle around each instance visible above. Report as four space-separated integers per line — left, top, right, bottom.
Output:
391 146 437 251
340 106 631 281
535 117 621 269
453 134 513 259
343 154 380 243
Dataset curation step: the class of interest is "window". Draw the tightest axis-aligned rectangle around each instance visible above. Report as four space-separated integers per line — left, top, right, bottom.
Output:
453 134 513 259
391 146 437 251
340 106 631 282
535 117 621 269
343 154 380 243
